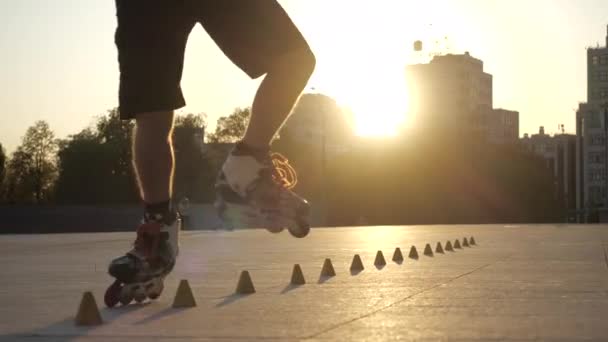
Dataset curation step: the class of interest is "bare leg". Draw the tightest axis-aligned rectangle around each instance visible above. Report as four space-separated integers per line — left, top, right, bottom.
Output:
242 47 316 149
133 111 175 204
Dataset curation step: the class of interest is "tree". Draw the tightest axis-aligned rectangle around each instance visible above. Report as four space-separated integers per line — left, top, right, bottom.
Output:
4 121 58 203
54 108 139 204
207 107 250 143
172 113 215 202
0 143 5 198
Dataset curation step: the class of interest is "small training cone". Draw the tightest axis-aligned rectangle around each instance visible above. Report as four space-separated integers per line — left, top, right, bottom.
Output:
445 241 454 251
75 291 102 326
350 254 364 272
172 279 196 308
236 271 256 294
374 251 387 267
409 246 419 259
435 242 444 254
424 243 434 256
291 264 306 285
392 248 404 263
320 258 336 277
463 237 470 247
454 239 462 249
470 236 476 245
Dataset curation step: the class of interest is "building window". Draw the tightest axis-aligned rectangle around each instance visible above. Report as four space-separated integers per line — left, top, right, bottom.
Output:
593 56 600 65
602 55 608 65
589 152 605 164
601 89 608 99
590 134 606 146
589 186 606 205
587 112 602 129
601 71 608 81
588 169 606 182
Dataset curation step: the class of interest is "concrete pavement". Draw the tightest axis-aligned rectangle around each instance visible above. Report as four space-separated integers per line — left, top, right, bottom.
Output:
1 225 608 341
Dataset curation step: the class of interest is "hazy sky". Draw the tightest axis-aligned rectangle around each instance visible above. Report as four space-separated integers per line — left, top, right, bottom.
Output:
1 0 607 153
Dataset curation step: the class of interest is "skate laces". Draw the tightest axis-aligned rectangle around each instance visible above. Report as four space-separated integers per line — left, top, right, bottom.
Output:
270 153 297 190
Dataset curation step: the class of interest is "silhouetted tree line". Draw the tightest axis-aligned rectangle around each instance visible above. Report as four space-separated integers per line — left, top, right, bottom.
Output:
0 103 562 224
0 107 248 205
275 132 563 225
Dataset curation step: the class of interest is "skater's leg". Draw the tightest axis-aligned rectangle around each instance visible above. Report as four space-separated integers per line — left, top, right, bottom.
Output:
242 48 316 149
132 111 175 206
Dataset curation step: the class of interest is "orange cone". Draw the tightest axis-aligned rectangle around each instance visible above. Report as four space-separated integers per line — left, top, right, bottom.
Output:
350 254 364 272
392 248 404 263
374 251 387 267
75 291 102 326
236 271 256 294
320 258 336 277
291 264 306 285
172 279 196 308
409 246 419 259
445 241 454 251
435 242 444 254
424 243 434 256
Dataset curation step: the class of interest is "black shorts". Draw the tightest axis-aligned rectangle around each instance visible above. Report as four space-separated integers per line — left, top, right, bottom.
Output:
115 0 310 119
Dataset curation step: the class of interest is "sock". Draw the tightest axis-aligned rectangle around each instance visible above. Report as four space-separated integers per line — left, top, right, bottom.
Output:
144 200 173 224
233 141 270 161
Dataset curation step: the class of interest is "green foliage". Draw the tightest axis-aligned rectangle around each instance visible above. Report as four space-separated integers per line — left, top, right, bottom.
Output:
0 143 5 196
172 113 215 203
3 121 58 203
54 109 138 204
322 137 562 225
207 107 250 143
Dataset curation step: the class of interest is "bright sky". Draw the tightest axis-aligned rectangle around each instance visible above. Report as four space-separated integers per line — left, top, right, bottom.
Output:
0 0 607 153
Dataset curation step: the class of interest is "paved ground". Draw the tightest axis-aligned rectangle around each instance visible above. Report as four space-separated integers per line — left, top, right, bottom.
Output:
1 225 608 341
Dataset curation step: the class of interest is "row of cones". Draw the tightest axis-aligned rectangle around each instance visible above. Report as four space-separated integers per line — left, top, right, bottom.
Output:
75 236 476 325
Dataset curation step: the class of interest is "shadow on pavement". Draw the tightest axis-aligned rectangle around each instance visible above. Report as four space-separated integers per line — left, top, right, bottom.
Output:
317 276 333 284
350 269 363 275
2 304 147 342
134 307 189 325
280 284 303 294
215 293 252 308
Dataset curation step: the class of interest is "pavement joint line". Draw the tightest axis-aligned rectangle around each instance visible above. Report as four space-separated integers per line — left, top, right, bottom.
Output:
603 245 608 269
302 257 502 340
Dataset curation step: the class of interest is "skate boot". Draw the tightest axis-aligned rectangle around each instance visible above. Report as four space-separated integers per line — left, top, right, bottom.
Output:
215 143 310 238
104 211 180 307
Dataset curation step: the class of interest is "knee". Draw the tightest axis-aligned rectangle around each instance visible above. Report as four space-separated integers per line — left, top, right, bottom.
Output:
297 46 316 77
276 46 316 79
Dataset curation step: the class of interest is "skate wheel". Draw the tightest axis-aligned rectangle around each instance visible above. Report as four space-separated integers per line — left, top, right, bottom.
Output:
119 285 134 306
133 284 147 303
104 280 122 308
119 293 134 306
146 278 164 300
266 226 285 234
288 218 310 238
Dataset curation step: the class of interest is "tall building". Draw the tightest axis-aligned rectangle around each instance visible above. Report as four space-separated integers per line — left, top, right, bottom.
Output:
488 109 519 144
576 25 608 221
522 127 577 220
280 93 353 155
406 52 493 135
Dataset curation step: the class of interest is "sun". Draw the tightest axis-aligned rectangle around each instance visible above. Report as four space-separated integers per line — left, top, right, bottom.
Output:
312 64 411 137
347 73 410 137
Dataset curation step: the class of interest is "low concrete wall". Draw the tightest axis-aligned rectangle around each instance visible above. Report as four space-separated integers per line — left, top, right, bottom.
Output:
0 202 327 234
0 204 223 234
